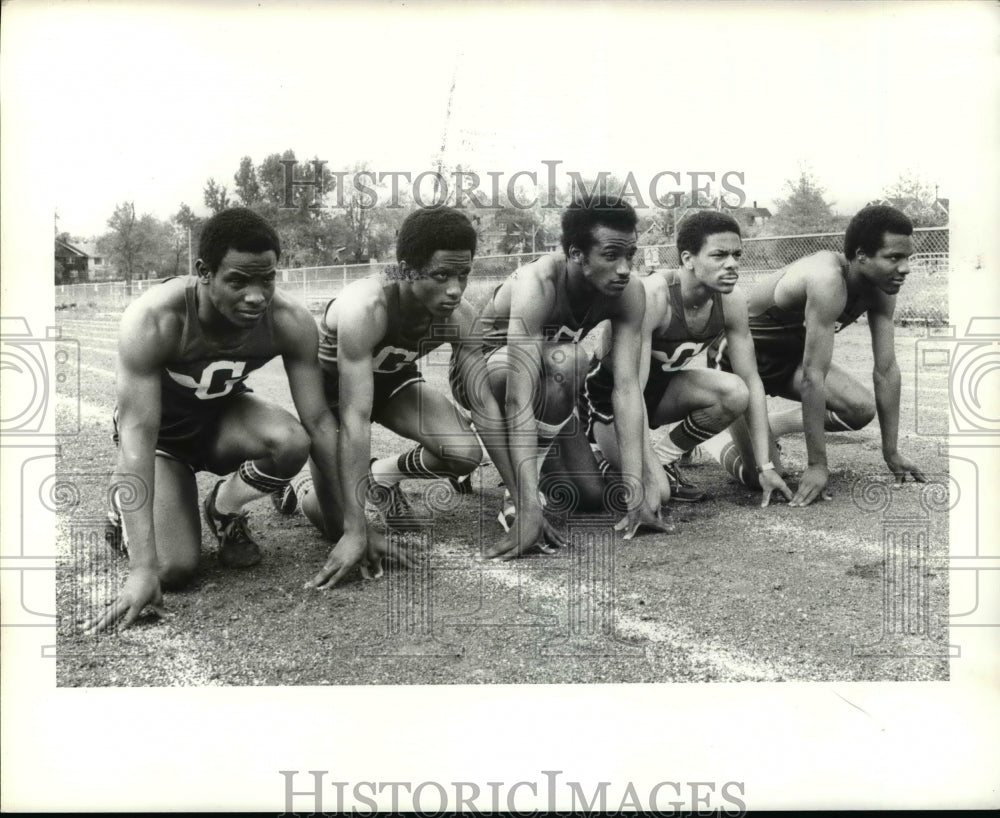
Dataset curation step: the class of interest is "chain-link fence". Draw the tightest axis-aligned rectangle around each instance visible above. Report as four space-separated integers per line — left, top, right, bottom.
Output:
55 227 948 325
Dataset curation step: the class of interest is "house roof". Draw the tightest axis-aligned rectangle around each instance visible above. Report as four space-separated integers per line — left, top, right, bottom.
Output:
727 206 772 218
55 239 89 258
867 196 949 214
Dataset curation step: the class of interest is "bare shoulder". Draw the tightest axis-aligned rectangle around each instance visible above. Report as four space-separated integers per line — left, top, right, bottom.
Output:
323 275 387 330
269 288 320 344
516 252 560 290
793 250 845 282
642 271 670 315
118 277 186 357
780 250 846 307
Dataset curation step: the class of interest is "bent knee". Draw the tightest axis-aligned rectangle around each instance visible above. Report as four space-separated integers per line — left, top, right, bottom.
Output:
433 438 483 473
719 376 750 417
836 398 876 431
263 419 311 459
159 557 198 590
851 402 876 429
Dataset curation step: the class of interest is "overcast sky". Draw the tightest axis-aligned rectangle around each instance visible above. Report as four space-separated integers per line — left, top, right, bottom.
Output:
5 0 993 238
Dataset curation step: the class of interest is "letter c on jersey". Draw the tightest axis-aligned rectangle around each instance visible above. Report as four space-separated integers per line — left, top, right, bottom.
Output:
167 360 248 399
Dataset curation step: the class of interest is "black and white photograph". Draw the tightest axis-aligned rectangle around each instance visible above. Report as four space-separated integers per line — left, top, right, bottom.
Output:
2 0 998 812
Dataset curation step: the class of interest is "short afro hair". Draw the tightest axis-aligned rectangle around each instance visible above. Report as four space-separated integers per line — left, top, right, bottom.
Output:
198 207 281 273
396 206 478 271
676 210 742 258
560 194 638 256
844 205 913 260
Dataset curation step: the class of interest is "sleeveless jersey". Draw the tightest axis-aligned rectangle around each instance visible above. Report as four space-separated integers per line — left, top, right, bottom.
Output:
317 277 452 377
647 270 726 373
161 277 279 405
749 253 866 338
478 261 602 354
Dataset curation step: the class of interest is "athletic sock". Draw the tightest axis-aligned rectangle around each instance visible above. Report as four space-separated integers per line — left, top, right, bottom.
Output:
768 407 801 438
214 461 291 515
700 432 761 490
370 454 406 486
371 445 468 486
291 473 314 502
654 406 732 465
769 407 857 437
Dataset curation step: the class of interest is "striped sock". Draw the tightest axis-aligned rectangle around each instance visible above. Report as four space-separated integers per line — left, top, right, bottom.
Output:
216 461 291 514
655 406 730 464
291 473 314 502
718 439 761 490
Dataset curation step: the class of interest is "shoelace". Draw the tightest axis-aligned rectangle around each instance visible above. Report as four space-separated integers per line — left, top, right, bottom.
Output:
220 511 253 543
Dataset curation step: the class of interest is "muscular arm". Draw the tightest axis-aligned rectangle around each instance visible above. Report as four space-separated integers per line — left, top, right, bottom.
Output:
504 267 555 527
869 291 925 483
869 293 900 455
722 289 792 505
274 299 341 537
800 263 848 470
114 308 169 573
332 296 383 537
637 278 672 508
87 300 174 632
608 278 648 516
451 301 518 495
723 289 772 468
788 257 848 506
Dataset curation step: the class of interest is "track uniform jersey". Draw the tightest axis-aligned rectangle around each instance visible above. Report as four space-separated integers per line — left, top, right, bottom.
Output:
477 262 604 356
113 276 279 471
318 277 452 418
459 260 603 413
584 269 726 429
709 253 866 395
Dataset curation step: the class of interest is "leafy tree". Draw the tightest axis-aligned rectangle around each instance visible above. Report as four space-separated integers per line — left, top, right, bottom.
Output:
98 202 160 293
763 168 845 235
341 160 381 262
233 156 262 206
173 203 202 274
203 178 231 214
880 171 948 227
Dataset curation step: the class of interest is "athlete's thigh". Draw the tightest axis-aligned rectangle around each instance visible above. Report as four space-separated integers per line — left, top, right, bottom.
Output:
483 344 565 415
590 420 621 470
543 421 603 511
152 455 202 568
651 368 736 425
784 361 871 412
376 381 477 456
206 393 303 473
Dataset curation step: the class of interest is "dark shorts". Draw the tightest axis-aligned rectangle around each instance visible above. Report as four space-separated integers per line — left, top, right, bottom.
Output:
322 366 425 421
707 327 805 397
112 386 252 474
582 357 675 438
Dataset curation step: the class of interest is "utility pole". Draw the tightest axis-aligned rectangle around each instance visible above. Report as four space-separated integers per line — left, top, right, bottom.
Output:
434 61 459 204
